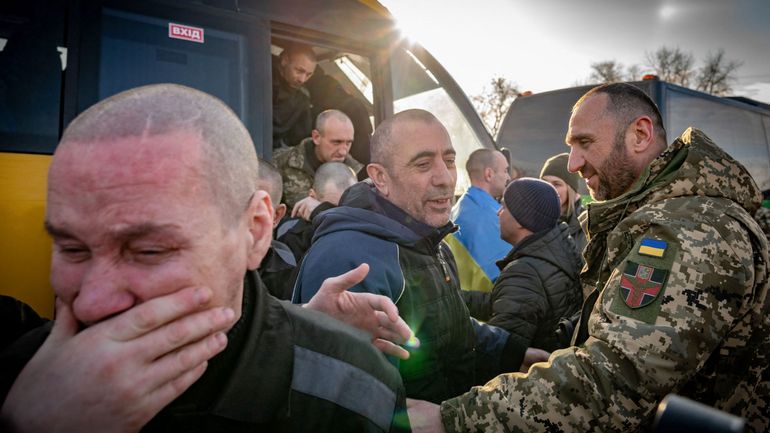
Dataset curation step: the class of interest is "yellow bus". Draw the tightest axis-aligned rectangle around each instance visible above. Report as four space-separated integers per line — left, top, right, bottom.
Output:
0 0 494 317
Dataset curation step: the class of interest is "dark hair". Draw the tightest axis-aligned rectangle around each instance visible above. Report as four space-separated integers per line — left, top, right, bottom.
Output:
281 42 317 63
574 83 667 144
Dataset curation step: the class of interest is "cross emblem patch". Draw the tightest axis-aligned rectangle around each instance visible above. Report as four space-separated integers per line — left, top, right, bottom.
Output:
619 261 667 309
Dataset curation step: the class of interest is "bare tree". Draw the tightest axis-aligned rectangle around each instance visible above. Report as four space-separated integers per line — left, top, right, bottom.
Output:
645 46 694 87
625 64 643 81
589 61 624 84
696 49 743 96
472 76 519 137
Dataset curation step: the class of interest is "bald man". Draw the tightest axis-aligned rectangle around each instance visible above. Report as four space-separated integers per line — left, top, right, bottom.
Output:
447 148 512 293
274 109 363 210
0 84 413 433
294 109 542 404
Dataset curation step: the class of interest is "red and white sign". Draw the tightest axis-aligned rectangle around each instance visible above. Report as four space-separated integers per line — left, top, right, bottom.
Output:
168 23 204 44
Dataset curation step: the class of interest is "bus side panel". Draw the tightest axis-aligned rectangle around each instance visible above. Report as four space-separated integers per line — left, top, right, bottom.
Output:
0 153 54 318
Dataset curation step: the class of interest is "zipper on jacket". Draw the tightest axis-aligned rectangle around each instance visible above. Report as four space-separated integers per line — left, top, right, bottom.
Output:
438 255 451 283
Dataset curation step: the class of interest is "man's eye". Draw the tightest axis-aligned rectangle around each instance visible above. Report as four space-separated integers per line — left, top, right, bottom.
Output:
58 246 90 261
445 158 456 168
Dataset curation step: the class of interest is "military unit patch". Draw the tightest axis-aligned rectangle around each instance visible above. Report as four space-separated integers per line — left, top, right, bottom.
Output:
619 261 667 308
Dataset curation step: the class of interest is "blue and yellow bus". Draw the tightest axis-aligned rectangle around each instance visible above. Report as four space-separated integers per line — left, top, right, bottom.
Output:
0 0 495 317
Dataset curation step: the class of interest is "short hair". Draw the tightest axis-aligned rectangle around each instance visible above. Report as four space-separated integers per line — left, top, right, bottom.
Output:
313 162 356 200
59 84 258 225
573 82 667 145
315 109 353 134
281 42 317 63
466 148 501 182
257 158 283 205
370 109 444 169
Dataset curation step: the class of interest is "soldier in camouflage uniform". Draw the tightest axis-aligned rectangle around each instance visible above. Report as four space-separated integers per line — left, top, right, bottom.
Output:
408 83 770 433
273 109 363 210
755 191 770 245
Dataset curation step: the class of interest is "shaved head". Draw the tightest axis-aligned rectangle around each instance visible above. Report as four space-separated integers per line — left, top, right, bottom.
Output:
257 158 283 206
59 84 258 225
313 162 356 201
369 109 446 169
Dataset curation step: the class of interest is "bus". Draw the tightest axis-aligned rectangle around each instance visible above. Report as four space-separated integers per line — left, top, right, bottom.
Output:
496 77 770 195
0 0 495 317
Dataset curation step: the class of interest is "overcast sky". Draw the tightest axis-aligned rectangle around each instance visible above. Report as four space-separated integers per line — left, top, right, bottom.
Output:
381 0 770 103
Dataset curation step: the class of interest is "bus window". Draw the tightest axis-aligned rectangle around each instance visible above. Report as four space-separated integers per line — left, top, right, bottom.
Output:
0 1 66 154
271 40 375 164
667 89 770 191
76 5 270 156
390 46 485 195
99 9 249 117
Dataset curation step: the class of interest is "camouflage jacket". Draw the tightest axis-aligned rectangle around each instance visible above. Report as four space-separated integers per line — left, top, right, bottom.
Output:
441 128 770 433
273 137 363 209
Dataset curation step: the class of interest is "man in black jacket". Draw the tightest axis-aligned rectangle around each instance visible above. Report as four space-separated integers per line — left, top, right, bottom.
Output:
463 178 583 352
0 84 413 433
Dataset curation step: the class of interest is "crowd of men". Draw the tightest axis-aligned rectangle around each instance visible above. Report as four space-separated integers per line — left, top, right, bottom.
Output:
0 56 768 433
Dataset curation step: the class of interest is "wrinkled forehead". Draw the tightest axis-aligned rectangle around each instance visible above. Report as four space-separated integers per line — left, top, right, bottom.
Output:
391 119 453 156
49 131 206 197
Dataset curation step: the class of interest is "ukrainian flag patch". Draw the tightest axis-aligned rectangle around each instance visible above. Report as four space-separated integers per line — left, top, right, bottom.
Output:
638 238 667 258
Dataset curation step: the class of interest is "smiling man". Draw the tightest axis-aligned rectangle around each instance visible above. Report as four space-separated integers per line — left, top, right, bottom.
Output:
407 82 770 433
293 109 534 404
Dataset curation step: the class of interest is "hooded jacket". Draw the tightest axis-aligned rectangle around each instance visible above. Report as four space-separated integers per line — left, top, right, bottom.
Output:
292 182 478 403
442 128 770 433
463 223 583 352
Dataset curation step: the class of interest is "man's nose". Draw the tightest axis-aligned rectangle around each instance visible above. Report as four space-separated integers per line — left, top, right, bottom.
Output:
432 162 455 188
567 149 583 174
71 259 136 326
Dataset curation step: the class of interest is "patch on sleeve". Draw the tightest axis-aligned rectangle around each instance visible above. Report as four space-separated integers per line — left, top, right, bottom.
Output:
638 238 667 258
609 236 678 324
619 261 667 308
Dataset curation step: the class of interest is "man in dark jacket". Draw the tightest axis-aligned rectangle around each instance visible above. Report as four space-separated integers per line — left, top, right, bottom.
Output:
463 178 583 352
272 43 316 149
293 110 544 404
0 84 413 433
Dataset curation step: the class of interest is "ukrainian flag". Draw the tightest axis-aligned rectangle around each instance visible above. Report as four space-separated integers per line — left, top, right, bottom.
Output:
639 238 667 258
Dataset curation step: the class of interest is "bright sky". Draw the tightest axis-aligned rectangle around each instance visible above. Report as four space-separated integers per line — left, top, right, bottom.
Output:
380 0 770 104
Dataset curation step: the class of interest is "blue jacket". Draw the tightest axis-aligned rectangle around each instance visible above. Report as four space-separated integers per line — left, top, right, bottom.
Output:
449 186 512 292
293 182 524 403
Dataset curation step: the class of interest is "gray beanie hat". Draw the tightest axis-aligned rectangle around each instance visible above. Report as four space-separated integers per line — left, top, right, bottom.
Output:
503 177 561 233
540 153 581 194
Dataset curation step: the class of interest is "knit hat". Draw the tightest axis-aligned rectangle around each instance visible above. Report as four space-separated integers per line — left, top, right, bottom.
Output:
540 153 581 194
502 177 561 233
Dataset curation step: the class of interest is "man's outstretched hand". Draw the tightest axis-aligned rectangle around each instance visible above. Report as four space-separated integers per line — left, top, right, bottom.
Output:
305 264 418 359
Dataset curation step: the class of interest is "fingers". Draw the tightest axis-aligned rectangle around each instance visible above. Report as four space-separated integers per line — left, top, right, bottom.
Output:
373 338 410 360
315 263 370 296
48 298 79 343
108 287 213 341
144 329 228 392
140 361 209 427
372 301 414 344
374 311 415 346
136 306 235 364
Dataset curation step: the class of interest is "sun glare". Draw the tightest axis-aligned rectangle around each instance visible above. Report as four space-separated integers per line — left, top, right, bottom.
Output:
659 4 677 20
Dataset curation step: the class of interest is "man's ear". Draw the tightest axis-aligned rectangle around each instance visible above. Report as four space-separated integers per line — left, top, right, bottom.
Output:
246 190 274 270
311 129 321 146
630 116 654 154
308 187 317 199
366 163 389 196
273 203 287 228
484 166 494 183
